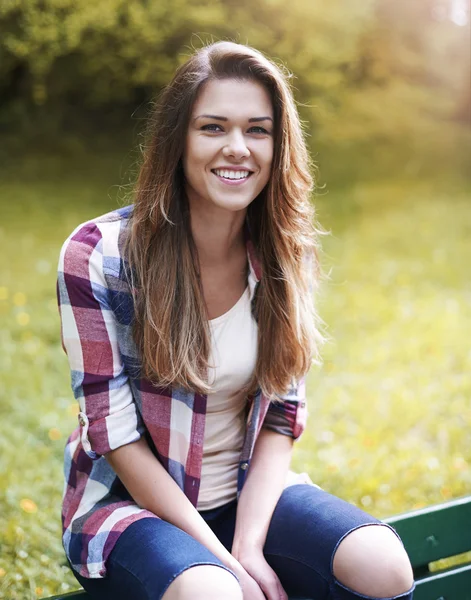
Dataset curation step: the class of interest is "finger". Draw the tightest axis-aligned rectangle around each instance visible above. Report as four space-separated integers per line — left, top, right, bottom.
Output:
257 568 287 600
239 570 266 600
246 575 267 600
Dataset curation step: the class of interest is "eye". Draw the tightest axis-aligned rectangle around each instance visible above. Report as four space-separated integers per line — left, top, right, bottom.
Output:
201 124 224 132
248 126 270 135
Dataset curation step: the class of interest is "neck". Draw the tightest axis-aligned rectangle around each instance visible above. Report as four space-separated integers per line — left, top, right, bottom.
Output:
189 204 247 269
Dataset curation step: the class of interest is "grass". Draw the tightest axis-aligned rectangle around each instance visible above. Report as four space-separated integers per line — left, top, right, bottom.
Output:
295 180 471 513
0 150 469 599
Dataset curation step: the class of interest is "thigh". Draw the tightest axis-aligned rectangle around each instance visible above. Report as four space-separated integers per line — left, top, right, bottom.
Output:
263 484 382 599
71 517 232 600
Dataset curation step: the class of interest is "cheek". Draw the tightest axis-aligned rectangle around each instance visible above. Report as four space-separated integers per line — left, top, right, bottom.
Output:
187 145 212 176
183 142 205 183
262 143 274 178
263 141 274 169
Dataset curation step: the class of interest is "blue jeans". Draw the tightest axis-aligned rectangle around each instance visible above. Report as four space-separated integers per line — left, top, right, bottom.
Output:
71 485 415 600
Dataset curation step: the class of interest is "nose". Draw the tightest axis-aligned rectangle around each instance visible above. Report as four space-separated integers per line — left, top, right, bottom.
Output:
222 129 250 160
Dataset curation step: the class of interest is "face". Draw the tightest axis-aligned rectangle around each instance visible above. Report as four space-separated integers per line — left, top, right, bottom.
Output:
183 78 274 214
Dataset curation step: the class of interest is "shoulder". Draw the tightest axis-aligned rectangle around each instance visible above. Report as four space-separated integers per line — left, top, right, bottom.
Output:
58 205 133 279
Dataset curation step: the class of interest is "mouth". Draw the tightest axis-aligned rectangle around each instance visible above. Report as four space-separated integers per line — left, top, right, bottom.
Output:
211 168 254 185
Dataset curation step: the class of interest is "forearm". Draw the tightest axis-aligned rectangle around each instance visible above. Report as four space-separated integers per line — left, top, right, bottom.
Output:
106 437 240 571
233 428 293 552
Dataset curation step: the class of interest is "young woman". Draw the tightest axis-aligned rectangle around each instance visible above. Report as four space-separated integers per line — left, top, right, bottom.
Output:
57 42 415 600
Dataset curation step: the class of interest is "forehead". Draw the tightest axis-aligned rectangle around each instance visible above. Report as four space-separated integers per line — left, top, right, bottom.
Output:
192 78 273 118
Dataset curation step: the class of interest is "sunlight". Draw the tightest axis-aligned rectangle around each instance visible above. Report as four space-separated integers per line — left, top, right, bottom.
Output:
450 0 469 25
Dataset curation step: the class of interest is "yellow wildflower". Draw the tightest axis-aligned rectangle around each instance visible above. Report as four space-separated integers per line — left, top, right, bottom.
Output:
16 312 30 326
35 588 43 596
440 486 452 500
48 428 62 441
20 498 38 514
0 567 5 577
13 292 27 306
453 456 467 471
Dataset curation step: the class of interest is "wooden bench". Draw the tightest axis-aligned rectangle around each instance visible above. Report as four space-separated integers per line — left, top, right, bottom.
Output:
43 496 471 600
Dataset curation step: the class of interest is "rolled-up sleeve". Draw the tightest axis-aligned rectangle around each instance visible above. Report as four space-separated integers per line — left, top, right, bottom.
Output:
262 377 307 440
57 222 144 459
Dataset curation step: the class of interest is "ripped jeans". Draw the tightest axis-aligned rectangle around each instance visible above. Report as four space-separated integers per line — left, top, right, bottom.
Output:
72 484 415 600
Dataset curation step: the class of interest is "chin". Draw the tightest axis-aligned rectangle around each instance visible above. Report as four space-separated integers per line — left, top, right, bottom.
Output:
217 197 254 212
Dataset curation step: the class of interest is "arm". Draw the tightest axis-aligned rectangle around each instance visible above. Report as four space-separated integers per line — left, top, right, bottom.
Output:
231 377 308 600
107 443 269 600
57 222 145 459
233 428 293 551
234 377 308 548
231 429 293 600
106 438 243 572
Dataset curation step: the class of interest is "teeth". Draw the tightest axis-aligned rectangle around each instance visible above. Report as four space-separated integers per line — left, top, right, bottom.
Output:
214 169 250 180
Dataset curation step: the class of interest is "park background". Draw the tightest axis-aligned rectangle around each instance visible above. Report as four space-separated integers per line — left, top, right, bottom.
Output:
0 0 470 598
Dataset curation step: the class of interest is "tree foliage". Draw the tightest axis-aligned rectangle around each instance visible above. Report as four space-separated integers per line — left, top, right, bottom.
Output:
0 0 469 175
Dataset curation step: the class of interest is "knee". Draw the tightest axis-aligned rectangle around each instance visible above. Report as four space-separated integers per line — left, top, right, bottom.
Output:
163 564 242 600
332 524 414 598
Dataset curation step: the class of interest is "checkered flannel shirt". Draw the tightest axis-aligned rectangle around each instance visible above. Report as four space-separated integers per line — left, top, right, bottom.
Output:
57 205 308 578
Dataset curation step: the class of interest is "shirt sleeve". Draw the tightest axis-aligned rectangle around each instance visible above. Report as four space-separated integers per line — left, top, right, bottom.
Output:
261 377 307 440
57 221 144 460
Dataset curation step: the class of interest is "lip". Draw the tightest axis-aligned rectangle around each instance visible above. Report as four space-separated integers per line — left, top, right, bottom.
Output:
212 166 254 172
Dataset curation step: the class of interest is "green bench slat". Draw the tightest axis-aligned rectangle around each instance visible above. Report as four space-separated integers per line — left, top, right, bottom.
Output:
385 496 471 568
413 563 471 600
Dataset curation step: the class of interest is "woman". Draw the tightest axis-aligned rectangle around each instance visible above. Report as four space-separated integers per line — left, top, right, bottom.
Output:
57 41 415 600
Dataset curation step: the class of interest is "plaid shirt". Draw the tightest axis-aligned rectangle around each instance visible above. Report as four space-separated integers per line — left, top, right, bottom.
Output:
57 205 308 579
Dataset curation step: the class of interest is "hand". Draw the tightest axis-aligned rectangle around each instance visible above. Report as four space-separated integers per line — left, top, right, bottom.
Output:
232 546 288 600
232 564 268 600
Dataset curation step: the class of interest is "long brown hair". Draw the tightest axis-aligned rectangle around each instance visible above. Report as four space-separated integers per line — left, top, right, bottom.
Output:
125 41 323 399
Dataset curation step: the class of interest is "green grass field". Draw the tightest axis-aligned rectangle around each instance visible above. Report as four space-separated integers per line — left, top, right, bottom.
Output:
0 152 470 599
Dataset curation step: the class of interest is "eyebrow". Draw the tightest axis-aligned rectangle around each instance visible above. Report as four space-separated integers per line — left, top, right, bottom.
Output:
194 114 273 123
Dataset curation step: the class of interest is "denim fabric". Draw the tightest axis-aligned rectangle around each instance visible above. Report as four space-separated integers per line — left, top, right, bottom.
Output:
71 517 233 599
71 485 415 600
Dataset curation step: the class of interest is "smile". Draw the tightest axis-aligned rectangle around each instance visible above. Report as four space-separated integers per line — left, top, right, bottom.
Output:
211 168 253 183
213 169 251 180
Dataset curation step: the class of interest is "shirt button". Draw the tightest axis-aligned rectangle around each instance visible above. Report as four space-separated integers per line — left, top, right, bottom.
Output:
240 462 249 470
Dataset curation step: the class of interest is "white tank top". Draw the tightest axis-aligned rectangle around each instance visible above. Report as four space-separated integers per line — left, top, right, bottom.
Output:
197 270 258 510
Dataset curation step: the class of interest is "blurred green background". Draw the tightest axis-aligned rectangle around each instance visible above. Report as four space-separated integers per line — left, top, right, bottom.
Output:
0 0 470 598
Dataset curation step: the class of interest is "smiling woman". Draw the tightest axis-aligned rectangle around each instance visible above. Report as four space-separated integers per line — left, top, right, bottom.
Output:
56 41 415 600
